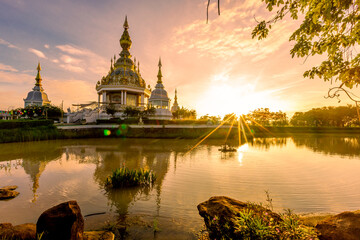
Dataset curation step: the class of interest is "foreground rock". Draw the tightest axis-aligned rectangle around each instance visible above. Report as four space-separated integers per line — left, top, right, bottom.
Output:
316 210 360 240
84 231 115 240
0 185 19 200
36 200 84 240
0 223 36 240
197 196 281 239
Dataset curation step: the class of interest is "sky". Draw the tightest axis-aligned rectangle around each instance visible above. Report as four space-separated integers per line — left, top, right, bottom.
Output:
0 0 355 117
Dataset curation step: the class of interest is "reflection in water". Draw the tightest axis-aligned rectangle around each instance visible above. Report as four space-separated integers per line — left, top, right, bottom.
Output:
0 136 360 239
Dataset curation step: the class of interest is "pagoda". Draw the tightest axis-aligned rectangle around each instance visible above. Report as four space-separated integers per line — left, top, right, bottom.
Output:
171 89 180 112
23 63 51 107
149 58 172 120
96 16 151 109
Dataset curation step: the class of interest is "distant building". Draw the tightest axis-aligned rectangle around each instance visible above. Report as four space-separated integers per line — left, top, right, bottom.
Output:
149 59 172 120
171 89 179 112
24 63 51 107
95 16 151 110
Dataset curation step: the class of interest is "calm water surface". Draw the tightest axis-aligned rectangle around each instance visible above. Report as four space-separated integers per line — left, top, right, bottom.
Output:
1 136 360 239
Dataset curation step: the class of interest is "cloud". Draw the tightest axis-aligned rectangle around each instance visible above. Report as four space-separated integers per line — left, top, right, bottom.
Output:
59 64 84 73
0 63 18 72
60 55 81 64
56 44 92 56
172 1 295 61
0 38 20 50
55 44 108 75
28 48 47 59
44 44 50 49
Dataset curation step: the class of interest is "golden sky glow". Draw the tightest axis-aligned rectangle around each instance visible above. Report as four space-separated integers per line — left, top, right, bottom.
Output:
0 0 355 116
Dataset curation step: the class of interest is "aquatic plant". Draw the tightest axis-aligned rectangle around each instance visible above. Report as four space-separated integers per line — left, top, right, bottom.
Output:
105 167 156 188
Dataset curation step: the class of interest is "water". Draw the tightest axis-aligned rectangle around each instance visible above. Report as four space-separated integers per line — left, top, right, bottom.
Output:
1 136 360 239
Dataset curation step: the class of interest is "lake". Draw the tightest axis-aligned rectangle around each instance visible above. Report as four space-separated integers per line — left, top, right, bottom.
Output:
1 136 360 239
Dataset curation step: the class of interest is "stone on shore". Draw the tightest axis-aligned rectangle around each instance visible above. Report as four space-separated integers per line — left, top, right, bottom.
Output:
0 185 19 200
36 200 84 240
84 231 115 240
316 210 360 240
197 196 281 239
0 223 36 240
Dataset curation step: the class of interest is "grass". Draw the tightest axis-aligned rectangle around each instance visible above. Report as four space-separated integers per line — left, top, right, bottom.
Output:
203 192 319 240
105 167 156 188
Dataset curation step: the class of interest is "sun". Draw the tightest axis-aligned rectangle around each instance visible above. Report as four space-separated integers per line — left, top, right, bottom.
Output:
196 76 289 117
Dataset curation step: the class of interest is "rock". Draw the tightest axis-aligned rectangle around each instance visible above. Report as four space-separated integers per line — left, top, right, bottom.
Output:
316 210 360 240
36 200 84 240
84 231 115 240
0 186 20 200
1 185 18 191
197 196 281 240
0 223 36 240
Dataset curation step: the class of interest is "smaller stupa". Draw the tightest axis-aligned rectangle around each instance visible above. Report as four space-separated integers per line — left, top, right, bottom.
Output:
171 89 179 112
149 58 172 120
24 63 51 107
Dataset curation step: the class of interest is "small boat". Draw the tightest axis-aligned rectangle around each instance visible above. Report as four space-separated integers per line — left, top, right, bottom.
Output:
219 144 237 152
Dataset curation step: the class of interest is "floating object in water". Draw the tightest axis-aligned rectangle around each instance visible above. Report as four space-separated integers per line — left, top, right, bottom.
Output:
219 144 237 152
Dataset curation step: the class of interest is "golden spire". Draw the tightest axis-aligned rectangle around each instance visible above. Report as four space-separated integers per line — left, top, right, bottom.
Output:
157 58 162 84
110 58 114 72
124 15 129 29
119 15 132 58
134 57 137 71
174 89 178 103
35 62 42 87
138 61 140 74
114 54 116 65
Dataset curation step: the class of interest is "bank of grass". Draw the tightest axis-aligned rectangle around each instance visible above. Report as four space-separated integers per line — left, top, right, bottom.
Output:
105 167 156 188
0 125 62 143
199 193 319 240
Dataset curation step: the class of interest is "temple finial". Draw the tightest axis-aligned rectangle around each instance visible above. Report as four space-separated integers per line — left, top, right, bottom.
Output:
124 15 129 30
114 55 116 65
35 62 42 86
157 57 163 84
110 58 114 72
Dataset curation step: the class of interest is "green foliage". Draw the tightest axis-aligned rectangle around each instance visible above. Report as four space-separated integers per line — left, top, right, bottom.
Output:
14 105 62 119
123 106 155 118
245 108 288 126
199 114 221 124
290 105 360 127
106 103 117 117
252 0 360 88
0 119 54 129
172 106 197 119
105 167 156 188
205 193 318 240
0 125 59 143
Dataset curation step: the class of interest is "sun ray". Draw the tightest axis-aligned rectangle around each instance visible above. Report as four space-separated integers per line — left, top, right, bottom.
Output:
186 113 235 154
224 115 236 144
240 116 248 143
240 115 255 139
246 115 276 137
237 117 241 146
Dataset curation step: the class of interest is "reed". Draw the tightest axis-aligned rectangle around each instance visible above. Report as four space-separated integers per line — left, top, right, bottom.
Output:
105 167 156 188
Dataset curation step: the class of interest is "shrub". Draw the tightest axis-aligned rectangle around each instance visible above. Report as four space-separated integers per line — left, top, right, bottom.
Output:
0 119 54 129
105 167 156 188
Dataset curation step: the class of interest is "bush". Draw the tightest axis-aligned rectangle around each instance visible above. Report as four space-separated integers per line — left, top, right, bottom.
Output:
105 167 156 188
0 119 54 129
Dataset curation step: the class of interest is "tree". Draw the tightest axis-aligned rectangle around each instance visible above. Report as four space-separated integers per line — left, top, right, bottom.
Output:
172 107 197 119
245 108 288 126
252 0 360 89
106 104 117 118
208 0 360 120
